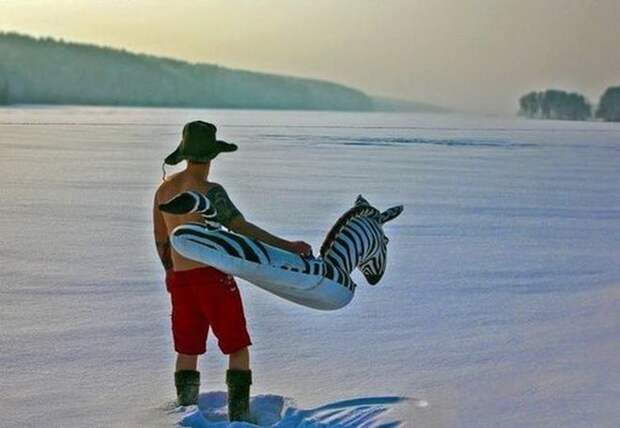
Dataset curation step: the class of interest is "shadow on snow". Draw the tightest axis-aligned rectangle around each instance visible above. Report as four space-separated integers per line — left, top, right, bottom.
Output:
168 391 427 427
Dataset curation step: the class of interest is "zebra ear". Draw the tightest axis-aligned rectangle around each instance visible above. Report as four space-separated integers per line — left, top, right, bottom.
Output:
356 195 371 207
379 205 404 224
159 191 204 214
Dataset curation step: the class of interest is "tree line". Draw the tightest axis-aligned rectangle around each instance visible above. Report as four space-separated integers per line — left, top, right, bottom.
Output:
0 32 374 111
518 88 620 122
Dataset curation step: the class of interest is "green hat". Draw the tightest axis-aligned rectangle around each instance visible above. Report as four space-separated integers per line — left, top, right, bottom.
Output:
164 121 237 165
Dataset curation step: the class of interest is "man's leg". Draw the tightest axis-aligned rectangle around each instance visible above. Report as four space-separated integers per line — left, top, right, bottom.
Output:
229 346 249 370
177 353 199 371
210 274 253 421
168 271 208 407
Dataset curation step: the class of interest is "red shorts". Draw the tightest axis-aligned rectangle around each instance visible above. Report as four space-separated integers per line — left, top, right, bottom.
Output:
166 266 252 355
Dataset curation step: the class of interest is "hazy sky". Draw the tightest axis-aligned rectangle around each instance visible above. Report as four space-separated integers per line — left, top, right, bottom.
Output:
1 0 618 114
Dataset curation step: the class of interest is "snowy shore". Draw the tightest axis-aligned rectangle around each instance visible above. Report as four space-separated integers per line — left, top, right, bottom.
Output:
1 107 618 427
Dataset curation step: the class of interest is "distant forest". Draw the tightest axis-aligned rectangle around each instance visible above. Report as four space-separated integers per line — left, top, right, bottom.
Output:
518 88 620 122
0 32 373 110
0 32 445 113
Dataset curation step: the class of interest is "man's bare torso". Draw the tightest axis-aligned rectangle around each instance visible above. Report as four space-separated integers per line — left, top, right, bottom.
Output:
155 172 219 271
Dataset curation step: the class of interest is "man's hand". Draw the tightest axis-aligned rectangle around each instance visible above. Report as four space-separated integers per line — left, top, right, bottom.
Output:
289 241 313 258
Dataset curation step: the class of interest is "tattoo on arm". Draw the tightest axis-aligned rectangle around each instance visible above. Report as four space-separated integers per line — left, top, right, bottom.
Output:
207 185 243 228
156 238 173 271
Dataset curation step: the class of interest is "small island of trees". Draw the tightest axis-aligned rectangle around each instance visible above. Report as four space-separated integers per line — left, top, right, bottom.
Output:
518 87 620 122
595 87 620 122
519 90 591 121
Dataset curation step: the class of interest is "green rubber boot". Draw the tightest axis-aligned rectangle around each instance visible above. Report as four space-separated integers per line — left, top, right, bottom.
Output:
226 369 252 422
175 370 200 406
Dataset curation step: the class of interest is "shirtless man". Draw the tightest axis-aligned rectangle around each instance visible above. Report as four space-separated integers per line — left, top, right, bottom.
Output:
153 121 312 420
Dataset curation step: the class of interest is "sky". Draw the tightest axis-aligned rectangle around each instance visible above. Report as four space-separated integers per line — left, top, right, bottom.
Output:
1 0 619 114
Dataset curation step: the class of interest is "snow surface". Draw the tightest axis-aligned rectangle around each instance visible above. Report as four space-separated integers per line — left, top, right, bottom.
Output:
0 106 619 427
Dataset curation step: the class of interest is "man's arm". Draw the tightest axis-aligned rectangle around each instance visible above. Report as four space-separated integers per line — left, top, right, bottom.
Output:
153 193 173 271
229 216 312 256
209 184 312 256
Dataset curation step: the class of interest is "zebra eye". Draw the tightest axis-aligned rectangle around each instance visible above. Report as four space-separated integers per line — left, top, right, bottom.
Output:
383 236 389 245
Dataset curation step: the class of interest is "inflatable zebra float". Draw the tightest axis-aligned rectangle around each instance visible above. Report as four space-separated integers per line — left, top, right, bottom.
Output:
160 192 403 310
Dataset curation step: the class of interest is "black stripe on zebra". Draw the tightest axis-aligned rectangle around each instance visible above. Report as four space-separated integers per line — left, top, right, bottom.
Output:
204 205 217 218
175 229 241 258
325 254 338 269
301 258 310 274
351 218 373 252
360 217 380 254
341 228 361 258
251 239 271 264
334 267 346 286
313 263 320 275
186 238 219 251
368 217 383 242
335 266 353 290
223 233 261 263
328 245 348 272
324 262 335 280
334 237 354 271
347 222 367 257
344 276 352 290
195 192 207 212
341 275 351 290
341 232 360 267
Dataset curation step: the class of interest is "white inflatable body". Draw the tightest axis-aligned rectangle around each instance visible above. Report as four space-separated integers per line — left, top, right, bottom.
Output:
162 192 404 311
171 223 353 310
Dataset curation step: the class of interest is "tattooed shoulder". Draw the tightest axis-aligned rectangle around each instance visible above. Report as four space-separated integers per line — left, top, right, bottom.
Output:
207 185 243 227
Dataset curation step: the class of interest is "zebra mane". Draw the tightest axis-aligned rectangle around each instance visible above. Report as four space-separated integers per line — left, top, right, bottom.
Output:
320 204 380 257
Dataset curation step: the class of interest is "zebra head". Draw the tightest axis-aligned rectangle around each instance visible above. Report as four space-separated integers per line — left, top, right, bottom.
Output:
321 195 404 286
358 198 404 285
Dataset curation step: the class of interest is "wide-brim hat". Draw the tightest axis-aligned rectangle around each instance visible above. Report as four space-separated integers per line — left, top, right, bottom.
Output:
164 120 237 165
